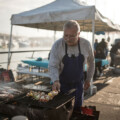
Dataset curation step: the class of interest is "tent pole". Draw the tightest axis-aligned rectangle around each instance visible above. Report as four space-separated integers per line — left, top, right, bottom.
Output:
54 26 57 42
90 14 95 95
54 30 56 42
7 25 13 70
92 20 95 48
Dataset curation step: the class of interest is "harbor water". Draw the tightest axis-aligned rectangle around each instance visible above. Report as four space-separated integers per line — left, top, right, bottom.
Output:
0 47 50 71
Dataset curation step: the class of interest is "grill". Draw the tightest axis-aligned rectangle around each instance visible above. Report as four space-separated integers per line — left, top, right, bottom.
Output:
0 89 75 120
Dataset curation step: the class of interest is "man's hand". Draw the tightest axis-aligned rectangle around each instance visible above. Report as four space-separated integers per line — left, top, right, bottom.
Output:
84 81 90 90
52 80 60 91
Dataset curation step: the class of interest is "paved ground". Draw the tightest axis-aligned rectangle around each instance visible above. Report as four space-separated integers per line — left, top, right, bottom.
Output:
84 68 120 120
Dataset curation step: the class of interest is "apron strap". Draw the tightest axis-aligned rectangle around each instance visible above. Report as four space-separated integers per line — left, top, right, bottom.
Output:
78 39 81 54
65 43 68 55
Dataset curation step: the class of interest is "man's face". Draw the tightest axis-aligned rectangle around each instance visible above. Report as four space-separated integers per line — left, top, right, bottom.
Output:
63 28 80 46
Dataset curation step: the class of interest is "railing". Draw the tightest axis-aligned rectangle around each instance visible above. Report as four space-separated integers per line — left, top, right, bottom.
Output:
0 49 50 68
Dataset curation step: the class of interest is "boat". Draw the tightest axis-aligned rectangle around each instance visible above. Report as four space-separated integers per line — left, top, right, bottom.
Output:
19 41 30 48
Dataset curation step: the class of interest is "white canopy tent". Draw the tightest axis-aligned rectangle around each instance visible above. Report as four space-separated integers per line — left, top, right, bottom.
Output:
9 0 120 51
8 0 120 94
11 0 120 32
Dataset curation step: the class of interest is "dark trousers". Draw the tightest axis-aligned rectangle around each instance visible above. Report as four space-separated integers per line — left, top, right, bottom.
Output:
94 61 102 78
110 53 115 66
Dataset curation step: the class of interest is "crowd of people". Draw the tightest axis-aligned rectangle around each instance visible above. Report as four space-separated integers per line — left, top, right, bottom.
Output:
94 38 120 78
94 38 108 59
93 38 108 78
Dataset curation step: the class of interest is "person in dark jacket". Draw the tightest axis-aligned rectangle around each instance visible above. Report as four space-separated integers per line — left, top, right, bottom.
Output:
96 38 108 58
98 38 107 49
110 41 120 66
94 47 105 78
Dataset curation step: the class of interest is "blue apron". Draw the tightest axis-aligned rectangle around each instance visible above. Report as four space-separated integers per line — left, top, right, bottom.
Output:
59 40 84 111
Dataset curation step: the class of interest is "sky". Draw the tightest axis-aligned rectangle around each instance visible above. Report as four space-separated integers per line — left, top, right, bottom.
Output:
0 0 120 37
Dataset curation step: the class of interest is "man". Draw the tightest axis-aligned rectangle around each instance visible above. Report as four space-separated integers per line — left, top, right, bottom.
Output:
97 38 108 57
49 20 95 112
110 41 120 66
94 47 105 78
98 38 107 49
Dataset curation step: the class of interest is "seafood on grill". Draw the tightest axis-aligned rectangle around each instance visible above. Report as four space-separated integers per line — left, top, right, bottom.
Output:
0 86 22 94
26 90 58 102
0 86 22 100
0 93 14 99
